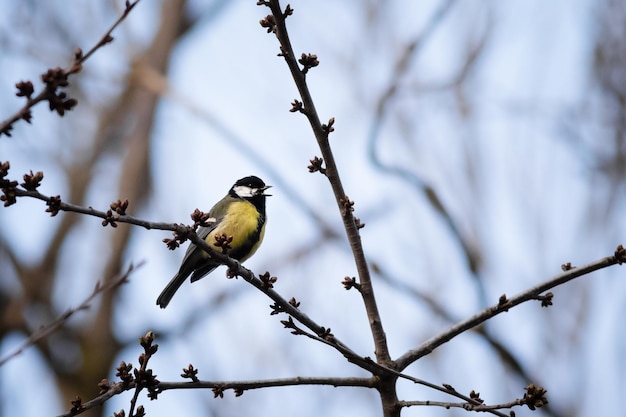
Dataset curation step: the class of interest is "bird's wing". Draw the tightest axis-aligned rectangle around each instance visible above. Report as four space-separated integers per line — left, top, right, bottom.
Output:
177 217 220 267
176 195 234 282
186 217 225 282
156 218 222 308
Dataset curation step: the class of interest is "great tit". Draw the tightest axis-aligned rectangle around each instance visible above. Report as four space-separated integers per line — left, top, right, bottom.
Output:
157 176 271 308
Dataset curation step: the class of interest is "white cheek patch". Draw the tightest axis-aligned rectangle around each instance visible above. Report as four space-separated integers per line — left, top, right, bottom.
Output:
233 185 256 198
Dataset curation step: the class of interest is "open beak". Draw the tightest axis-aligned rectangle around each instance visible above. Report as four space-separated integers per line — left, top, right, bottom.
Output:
261 185 272 196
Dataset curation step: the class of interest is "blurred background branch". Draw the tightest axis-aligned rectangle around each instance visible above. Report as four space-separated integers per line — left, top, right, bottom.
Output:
1 1 626 417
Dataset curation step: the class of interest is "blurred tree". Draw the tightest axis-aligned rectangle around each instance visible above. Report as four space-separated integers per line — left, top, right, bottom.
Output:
1 1 191 415
1 1 625 417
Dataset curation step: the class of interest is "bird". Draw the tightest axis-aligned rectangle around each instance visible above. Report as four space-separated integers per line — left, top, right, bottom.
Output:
157 176 271 308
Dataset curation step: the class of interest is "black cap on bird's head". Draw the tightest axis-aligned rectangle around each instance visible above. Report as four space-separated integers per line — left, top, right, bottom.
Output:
230 176 272 199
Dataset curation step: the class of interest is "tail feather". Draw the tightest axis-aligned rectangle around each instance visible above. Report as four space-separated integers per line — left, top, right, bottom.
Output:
156 271 189 309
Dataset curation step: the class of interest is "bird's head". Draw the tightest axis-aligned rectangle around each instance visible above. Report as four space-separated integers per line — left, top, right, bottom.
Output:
230 176 272 199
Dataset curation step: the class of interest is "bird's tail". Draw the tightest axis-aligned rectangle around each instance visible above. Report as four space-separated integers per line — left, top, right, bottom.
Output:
156 272 188 309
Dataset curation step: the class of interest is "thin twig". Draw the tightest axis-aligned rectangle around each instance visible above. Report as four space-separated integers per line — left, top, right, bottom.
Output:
0 262 140 367
12 188 178 231
80 1 141 63
0 0 142 137
399 399 518 412
56 381 133 417
395 253 621 369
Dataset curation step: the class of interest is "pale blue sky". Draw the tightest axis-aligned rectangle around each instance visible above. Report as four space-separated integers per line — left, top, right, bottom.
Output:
1 1 624 416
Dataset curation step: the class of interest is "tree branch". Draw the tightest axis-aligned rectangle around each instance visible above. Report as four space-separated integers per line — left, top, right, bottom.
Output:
10 188 176 231
396 249 624 370
259 0 392 368
0 262 140 367
0 0 142 137
3 179 388 377
157 376 376 393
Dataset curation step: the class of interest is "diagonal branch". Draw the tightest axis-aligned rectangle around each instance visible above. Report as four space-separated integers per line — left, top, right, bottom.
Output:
395 251 624 370
0 262 140 367
5 183 385 374
0 0 142 137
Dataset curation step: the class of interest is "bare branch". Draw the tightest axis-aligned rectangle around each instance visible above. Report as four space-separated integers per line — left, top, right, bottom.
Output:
57 375 374 417
0 0 142 137
56 380 132 417
399 399 516 413
157 376 376 394
0 262 141 367
399 383 548 414
396 251 623 369
9 188 178 231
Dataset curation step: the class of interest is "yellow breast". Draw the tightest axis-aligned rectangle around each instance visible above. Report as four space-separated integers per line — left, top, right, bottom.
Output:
206 200 265 261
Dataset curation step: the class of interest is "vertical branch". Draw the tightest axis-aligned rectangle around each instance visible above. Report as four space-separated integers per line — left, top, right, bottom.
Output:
260 0 392 366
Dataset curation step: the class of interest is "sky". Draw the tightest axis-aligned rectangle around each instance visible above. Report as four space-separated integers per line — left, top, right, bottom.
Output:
1 0 625 416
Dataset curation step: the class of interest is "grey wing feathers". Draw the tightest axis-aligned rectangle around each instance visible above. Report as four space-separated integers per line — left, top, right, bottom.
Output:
155 220 221 308
177 223 214 266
